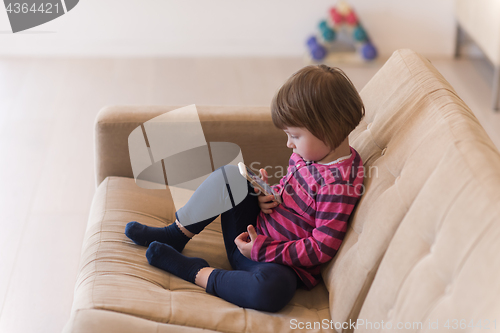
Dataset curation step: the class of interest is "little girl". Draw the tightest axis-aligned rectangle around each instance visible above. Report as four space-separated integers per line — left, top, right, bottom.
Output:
125 64 365 312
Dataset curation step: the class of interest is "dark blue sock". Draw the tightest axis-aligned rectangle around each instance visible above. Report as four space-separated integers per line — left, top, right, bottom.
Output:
125 221 190 252
146 241 209 284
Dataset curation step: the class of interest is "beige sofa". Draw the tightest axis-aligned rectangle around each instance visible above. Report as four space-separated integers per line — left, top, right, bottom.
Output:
63 49 500 333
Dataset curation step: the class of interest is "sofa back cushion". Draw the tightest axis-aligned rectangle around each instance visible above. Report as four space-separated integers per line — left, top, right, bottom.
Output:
321 49 498 328
357 138 500 332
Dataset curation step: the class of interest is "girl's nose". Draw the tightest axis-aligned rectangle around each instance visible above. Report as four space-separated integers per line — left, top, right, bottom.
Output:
286 140 294 149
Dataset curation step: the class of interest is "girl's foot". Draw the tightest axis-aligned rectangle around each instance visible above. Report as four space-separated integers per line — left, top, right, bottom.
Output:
146 241 209 284
125 220 191 252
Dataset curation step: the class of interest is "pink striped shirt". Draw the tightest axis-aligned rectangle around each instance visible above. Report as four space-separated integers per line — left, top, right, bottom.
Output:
251 146 364 289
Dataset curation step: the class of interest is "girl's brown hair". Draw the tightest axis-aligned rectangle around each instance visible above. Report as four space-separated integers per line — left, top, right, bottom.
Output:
271 64 365 150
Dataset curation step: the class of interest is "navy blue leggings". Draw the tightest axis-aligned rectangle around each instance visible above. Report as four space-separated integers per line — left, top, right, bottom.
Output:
176 165 298 312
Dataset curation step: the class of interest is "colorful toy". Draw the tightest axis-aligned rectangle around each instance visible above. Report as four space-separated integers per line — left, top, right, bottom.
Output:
306 1 378 62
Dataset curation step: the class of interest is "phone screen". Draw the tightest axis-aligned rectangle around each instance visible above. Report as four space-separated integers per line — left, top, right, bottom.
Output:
246 166 274 193
238 162 282 204
245 166 282 204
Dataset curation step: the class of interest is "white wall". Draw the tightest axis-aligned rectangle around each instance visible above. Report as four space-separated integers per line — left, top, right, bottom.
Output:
0 0 456 58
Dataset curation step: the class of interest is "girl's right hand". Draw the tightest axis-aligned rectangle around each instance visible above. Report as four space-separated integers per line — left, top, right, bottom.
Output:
254 168 279 214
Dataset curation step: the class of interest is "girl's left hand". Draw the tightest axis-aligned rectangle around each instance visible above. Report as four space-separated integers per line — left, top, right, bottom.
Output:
234 225 258 259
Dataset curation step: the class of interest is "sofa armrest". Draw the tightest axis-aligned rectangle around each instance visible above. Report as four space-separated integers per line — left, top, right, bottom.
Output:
94 105 290 187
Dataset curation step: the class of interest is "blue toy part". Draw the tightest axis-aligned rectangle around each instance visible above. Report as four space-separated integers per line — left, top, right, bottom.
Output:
307 36 327 60
322 28 336 42
319 20 328 30
361 42 377 60
353 25 367 42
318 20 336 42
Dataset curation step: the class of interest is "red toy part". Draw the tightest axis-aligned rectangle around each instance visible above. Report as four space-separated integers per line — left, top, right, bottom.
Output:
345 10 358 25
329 8 343 25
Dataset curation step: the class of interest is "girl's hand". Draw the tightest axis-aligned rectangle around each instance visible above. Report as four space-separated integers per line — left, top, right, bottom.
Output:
234 225 258 259
254 168 279 214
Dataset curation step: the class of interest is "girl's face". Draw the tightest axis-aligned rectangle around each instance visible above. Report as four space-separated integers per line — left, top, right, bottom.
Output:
283 127 331 163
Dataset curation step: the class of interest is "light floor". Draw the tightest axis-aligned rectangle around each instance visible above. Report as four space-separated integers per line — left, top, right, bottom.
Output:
0 55 499 333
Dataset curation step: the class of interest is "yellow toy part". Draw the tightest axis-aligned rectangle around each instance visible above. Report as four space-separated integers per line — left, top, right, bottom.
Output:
336 0 351 16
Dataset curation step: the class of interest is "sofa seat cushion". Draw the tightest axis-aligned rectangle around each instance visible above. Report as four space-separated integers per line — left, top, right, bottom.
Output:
67 176 332 333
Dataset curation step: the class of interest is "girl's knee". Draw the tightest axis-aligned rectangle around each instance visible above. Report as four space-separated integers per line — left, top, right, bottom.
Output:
249 268 297 312
220 164 249 205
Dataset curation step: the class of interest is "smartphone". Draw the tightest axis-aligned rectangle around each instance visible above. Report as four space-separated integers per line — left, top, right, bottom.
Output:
238 162 282 204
